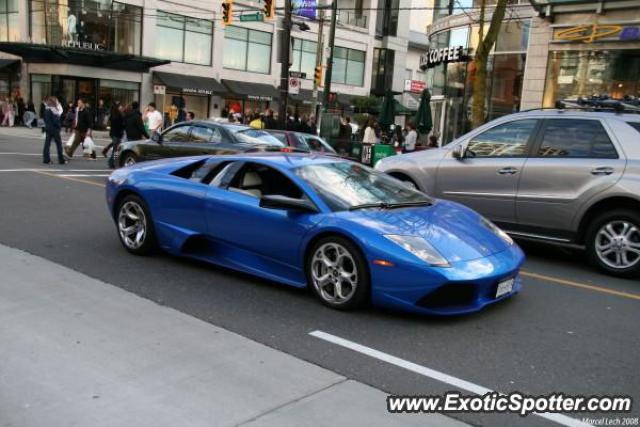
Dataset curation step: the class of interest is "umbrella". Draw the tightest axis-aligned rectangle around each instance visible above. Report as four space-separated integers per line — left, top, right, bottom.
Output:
378 90 396 128
414 89 433 134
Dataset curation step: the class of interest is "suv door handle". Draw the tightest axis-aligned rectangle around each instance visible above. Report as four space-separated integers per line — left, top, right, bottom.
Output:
497 167 519 175
591 166 614 176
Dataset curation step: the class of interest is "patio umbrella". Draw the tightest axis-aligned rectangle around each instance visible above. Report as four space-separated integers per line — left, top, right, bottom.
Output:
414 89 433 134
378 90 396 128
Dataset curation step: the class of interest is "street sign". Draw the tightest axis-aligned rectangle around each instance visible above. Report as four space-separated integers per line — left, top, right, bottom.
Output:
288 77 301 95
289 71 307 79
240 12 264 22
153 85 166 95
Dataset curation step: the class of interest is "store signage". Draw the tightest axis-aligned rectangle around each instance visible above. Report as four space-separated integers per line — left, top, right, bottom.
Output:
60 40 105 50
247 95 273 101
183 88 213 95
419 46 466 70
153 85 166 95
404 79 426 93
554 23 640 44
288 77 301 95
289 71 307 79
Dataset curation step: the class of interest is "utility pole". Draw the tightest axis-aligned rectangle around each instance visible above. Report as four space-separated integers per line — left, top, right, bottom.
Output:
278 0 292 129
313 9 325 121
321 0 337 112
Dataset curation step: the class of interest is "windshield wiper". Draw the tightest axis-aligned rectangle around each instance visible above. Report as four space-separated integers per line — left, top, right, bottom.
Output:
349 202 390 211
386 200 433 209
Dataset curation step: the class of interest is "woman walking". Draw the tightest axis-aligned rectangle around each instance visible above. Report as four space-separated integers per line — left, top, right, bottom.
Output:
43 96 67 165
106 103 125 168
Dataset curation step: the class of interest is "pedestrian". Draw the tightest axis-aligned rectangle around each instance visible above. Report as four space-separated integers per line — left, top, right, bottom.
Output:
96 98 106 130
263 109 277 129
124 101 149 141
362 118 378 144
1 97 15 126
16 97 25 126
337 116 352 155
186 111 195 121
64 98 95 159
391 125 404 148
428 134 439 149
23 99 37 129
403 122 417 153
105 102 125 168
146 102 163 139
63 103 75 134
42 96 67 165
249 113 264 129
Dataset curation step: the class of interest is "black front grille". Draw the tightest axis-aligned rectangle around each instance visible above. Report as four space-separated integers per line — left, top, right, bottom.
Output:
416 283 477 309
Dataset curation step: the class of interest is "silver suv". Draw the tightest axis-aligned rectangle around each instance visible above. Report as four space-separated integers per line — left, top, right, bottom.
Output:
376 110 640 278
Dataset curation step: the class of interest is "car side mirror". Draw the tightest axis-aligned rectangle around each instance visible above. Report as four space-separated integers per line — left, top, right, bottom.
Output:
259 195 318 213
151 132 163 144
452 144 466 160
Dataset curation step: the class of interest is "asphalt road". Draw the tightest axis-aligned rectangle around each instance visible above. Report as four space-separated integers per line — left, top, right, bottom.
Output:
1 130 639 427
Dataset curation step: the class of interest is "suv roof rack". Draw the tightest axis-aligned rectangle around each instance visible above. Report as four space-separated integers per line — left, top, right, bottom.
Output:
522 97 640 115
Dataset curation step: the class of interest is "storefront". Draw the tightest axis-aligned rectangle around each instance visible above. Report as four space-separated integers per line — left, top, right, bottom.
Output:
0 58 19 99
221 80 279 118
542 22 640 107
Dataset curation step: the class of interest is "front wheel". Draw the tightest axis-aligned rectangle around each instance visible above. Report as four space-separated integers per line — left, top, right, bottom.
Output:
586 209 640 278
116 195 157 255
120 152 138 168
307 236 369 310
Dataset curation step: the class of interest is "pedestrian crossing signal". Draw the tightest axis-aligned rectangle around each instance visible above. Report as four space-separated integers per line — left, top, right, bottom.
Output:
222 0 233 25
263 0 274 19
314 66 322 87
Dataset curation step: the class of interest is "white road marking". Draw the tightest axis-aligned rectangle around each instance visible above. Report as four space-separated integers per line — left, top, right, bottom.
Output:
0 152 42 156
58 174 109 177
0 169 112 172
309 330 590 427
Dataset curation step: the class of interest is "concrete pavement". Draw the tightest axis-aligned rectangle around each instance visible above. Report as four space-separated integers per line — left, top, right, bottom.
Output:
0 243 466 427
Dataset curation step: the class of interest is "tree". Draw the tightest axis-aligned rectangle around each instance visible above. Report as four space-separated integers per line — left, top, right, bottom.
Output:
471 0 508 128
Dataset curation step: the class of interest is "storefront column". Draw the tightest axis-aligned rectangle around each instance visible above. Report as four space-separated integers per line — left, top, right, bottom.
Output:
521 17 552 110
210 95 222 118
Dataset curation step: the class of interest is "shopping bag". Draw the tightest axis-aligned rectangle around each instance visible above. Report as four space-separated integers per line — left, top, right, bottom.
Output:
65 134 74 147
82 136 95 155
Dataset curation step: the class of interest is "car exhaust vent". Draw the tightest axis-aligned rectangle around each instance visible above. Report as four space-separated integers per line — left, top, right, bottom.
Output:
416 283 477 309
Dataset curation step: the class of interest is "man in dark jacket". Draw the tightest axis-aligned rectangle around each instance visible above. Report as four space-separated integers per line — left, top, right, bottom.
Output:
64 98 94 158
124 101 149 141
43 97 66 164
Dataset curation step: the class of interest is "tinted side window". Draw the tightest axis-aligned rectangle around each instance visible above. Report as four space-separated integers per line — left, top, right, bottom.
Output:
190 126 215 143
163 125 191 142
466 119 538 158
538 119 617 158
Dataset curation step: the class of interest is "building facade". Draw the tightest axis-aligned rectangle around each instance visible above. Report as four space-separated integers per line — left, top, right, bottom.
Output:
0 0 413 124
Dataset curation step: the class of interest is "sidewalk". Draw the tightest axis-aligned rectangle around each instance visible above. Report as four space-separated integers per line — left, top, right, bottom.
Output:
0 125 111 143
0 244 467 427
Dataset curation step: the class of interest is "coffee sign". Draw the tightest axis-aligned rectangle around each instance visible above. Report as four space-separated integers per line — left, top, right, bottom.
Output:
420 46 466 70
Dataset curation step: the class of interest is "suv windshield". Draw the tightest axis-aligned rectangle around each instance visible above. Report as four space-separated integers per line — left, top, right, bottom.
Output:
294 162 431 211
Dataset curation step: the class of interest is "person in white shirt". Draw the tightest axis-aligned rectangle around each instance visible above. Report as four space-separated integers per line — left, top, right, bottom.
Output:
146 102 163 138
362 117 379 144
403 122 418 153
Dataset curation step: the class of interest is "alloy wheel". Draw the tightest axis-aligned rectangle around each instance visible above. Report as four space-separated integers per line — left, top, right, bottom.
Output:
118 201 147 250
594 220 640 270
124 155 137 167
311 242 359 305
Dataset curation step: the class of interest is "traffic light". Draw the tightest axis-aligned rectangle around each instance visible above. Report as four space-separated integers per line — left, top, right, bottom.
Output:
314 66 322 87
222 0 233 25
263 0 274 19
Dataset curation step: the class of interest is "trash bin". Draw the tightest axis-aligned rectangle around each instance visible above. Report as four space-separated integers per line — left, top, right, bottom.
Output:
371 144 396 167
360 143 373 165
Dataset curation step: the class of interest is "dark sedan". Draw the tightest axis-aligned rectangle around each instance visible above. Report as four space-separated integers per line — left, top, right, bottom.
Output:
115 120 285 167
237 129 337 155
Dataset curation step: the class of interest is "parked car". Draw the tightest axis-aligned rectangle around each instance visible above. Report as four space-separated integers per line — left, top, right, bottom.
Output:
376 110 640 278
115 121 285 167
106 154 524 315
249 129 338 155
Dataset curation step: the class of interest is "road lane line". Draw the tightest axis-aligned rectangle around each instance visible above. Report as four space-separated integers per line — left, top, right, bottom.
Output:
309 330 589 427
0 152 42 156
0 168 112 172
58 174 110 177
35 171 106 188
521 270 640 301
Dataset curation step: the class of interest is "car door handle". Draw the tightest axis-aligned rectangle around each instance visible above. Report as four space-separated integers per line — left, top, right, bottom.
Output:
591 166 614 176
497 167 519 175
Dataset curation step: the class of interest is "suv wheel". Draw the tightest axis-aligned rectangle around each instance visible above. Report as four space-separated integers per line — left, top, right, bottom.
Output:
586 209 640 278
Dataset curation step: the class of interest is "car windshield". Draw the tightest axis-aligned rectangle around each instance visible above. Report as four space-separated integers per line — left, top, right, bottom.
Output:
237 129 286 147
298 134 337 154
294 162 431 211
234 131 285 147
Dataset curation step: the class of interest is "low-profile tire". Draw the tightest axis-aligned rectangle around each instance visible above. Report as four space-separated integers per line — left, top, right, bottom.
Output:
306 236 370 310
585 209 640 278
120 152 138 168
116 194 157 255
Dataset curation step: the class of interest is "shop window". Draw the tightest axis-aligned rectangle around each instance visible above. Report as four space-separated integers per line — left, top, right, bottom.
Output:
99 79 140 111
156 11 212 65
291 38 317 80
537 120 617 159
30 74 52 111
223 26 272 74
332 47 365 86
0 0 19 42
544 50 640 107
111 2 142 55
371 48 393 92
488 53 525 119
467 119 538 158
495 20 530 53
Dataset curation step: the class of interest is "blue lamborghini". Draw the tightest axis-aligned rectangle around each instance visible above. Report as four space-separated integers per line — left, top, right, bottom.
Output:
106 154 525 315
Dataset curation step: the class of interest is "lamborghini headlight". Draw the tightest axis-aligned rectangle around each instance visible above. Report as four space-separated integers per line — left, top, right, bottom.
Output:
481 217 513 245
384 235 450 267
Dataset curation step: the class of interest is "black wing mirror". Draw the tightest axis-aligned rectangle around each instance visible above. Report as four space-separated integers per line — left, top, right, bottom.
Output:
151 132 163 144
259 195 318 213
452 144 466 160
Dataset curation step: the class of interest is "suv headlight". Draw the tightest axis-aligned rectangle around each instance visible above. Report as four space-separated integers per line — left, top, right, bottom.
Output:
481 218 513 245
384 235 450 267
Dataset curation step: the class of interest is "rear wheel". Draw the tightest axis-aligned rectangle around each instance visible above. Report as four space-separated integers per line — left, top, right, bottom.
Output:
306 236 369 310
116 195 156 255
586 209 640 278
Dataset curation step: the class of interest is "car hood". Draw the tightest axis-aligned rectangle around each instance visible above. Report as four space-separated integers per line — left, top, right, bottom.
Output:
334 200 511 263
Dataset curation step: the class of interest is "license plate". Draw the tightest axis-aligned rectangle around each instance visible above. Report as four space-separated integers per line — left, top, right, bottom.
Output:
496 278 514 298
